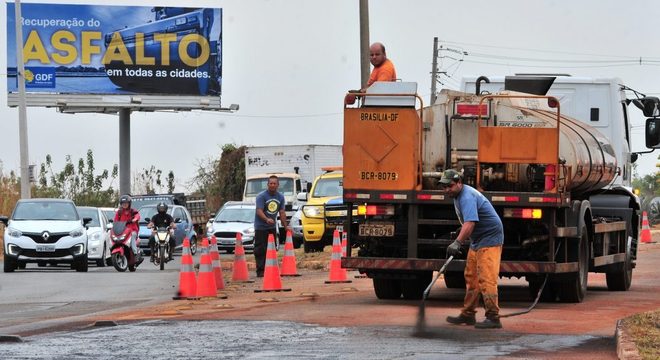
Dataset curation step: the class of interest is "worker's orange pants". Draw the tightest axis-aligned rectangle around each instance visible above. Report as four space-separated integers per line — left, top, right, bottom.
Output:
461 245 502 319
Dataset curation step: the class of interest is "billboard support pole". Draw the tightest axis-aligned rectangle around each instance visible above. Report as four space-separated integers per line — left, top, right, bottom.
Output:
14 0 31 199
119 108 131 196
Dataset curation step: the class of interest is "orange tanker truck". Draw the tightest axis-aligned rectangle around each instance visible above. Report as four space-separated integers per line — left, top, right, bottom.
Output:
336 76 660 302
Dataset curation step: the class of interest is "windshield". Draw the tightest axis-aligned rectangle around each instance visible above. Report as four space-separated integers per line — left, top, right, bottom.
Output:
132 197 174 210
312 178 343 198
77 207 100 227
138 206 173 222
13 201 79 221
102 209 116 221
215 207 254 223
245 178 294 197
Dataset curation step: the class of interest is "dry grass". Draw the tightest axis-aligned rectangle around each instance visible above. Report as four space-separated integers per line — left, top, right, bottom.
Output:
623 310 660 360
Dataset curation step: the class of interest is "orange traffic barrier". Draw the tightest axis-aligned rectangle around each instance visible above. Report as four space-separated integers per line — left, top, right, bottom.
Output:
231 233 253 283
173 238 197 300
209 235 226 290
196 238 218 298
255 233 291 292
326 229 352 284
641 211 654 243
281 230 301 277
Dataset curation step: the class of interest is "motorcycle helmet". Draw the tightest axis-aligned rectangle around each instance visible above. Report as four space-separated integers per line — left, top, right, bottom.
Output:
119 194 132 206
157 202 168 214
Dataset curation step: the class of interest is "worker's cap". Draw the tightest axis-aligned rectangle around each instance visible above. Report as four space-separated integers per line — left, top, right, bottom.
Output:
438 169 462 185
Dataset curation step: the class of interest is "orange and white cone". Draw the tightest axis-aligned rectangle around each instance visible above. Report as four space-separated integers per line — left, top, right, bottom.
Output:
196 238 218 298
641 211 654 243
173 238 197 300
231 233 253 283
209 235 226 290
326 229 352 284
281 230 300 277
255 233 291 292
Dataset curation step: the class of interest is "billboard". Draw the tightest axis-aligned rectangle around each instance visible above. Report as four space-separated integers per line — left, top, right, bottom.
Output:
7 4 222 96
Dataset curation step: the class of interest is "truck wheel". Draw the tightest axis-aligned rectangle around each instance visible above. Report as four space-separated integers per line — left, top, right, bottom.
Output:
373 278 402 299
527 275 556 302
443 271 466 289
606 236 633 291
303 240 322 253
556 229 589 303
401 272 433 300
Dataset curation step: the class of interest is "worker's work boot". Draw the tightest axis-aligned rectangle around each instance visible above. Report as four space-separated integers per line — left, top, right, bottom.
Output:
446 314 476 325
474 317 502 329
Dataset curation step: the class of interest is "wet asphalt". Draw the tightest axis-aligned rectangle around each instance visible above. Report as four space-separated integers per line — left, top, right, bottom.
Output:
0 319 604 359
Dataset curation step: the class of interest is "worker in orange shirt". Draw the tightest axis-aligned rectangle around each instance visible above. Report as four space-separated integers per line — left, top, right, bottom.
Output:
366 42 397 88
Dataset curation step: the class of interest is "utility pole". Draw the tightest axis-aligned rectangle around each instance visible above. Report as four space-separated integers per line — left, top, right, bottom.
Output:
430 37 439 105
359 0 370 89
119 108 131 196
15 0 31 199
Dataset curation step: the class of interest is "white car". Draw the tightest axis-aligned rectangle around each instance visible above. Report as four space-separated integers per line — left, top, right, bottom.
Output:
77 206 112 267
206 201 255 253
1 198 91 272
100 207 117 223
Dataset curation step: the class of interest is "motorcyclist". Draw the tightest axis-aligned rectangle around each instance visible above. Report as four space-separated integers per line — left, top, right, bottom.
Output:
148 202 176 262
113 194 142 262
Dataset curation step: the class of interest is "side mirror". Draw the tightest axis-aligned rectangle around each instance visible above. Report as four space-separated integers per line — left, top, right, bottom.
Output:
175 217 182 223
144 217 151 223
0 215 8 226
634 97 660 117
645 118 660 148
106 223 113 230
297 192 308 202
83 217 93 226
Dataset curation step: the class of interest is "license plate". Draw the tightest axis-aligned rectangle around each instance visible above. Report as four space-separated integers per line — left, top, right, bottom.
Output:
359 224 394 237
36 244 56 252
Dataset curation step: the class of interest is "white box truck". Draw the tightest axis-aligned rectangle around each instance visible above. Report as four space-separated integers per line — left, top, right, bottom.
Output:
243 145 343 216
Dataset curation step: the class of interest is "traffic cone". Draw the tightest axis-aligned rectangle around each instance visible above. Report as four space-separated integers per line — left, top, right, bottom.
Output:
231 233 253 283
641 211 654 243
255 233 291 292
196 238 218 298
326 229 352 284
209 235 226 290
173 238 197 300
281 230 300 277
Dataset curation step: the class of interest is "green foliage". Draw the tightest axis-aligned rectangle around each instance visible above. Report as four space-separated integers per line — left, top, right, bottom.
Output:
33 149 119 207
190 144 246 212
0 161 20 216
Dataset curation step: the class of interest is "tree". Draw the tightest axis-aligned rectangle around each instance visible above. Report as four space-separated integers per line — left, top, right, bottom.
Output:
131 166 176 195
33 150 119 207
190 144 246 212
0 161 20 216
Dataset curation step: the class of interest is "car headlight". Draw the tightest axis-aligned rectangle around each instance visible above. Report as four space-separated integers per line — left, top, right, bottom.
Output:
303 205 324 218
244 227 255 235
7 244 20 255
72 243 85 255
70 228 85 238
7 227 22 238
89 232 102 242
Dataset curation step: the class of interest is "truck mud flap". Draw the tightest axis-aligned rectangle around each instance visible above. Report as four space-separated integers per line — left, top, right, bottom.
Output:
342 257 579 274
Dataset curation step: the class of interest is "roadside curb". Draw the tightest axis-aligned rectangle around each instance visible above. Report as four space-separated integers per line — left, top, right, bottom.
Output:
616 319 642 360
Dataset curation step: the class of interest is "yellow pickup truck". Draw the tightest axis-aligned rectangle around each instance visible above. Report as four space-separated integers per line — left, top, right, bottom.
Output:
300 168 343 252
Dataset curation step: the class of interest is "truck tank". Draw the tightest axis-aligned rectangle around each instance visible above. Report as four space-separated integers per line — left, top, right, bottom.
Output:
478 95 618 195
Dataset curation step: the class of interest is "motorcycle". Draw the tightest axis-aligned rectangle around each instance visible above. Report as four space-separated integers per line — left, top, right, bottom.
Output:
150 225 173 271
109 221 143 272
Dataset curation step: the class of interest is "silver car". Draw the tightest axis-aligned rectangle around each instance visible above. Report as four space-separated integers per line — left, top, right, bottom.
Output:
206 202 255 253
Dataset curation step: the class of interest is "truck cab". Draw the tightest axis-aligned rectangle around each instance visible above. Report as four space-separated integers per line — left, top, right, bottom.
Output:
243 173 302 220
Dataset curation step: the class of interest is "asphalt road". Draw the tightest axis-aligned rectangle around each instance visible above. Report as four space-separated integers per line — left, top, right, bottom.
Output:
0 242 658 359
